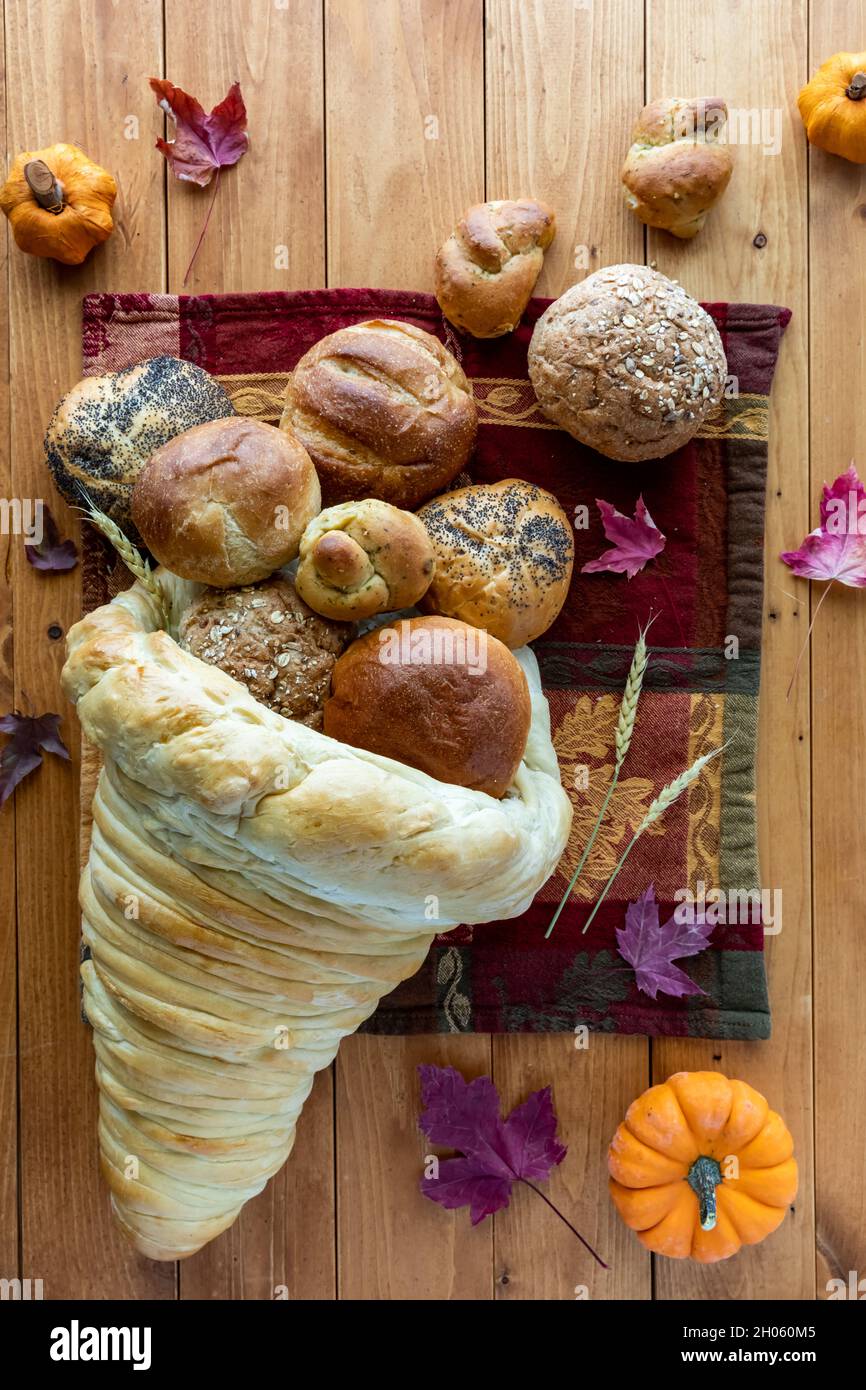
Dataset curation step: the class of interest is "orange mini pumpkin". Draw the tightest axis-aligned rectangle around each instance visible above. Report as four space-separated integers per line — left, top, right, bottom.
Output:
0 142 116 264
608 1071 797 1263
798 52 866 162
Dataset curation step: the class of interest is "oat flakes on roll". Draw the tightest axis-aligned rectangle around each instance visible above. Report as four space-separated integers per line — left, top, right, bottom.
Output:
418 479 574 648
527 264 727 462
280 319 477 509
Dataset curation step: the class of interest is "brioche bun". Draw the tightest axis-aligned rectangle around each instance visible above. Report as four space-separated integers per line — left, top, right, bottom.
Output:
323 615 530 799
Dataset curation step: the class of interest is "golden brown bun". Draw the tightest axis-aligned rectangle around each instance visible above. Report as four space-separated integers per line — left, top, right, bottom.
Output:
279 319 477 509
295 499 434 621
132 417 321 587
622 99 733 240
44 357 235 542
527 264 727 461
418 480 574 647
178 575 353 729
435 198 556 338
323 616 530 798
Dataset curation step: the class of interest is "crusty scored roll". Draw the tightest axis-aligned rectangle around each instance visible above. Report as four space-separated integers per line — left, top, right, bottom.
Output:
63 572 571 1260
280 319 478 509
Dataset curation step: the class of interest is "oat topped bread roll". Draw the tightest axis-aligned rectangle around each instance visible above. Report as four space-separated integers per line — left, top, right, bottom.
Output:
44 356 235 542
418 479 574 648
527 264 727 461
295 499 434 621
280 319 478 509
435 197 556 338
178 574 352 729
132 416 321 587
622 98 733 239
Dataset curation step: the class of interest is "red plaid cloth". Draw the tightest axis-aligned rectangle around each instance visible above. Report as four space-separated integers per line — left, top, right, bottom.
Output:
81 288 790 1039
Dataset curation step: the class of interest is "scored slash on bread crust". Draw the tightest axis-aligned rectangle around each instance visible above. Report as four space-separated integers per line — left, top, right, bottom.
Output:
279 318 478 509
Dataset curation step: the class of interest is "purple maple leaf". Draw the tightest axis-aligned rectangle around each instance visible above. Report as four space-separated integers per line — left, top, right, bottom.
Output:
24 506 78 573
418 1065 566 1225
616 884 714 1000
582 496 666 579
0 712 70 806
780 464 866 587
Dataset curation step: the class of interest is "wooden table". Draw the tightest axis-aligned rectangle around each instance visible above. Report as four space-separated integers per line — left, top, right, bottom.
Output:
2 0 863 1301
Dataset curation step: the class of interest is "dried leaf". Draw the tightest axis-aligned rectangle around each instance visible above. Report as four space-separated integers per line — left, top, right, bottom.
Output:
616 883 714 1000
0 712 70 806
780 463 866 586
24 506 78 572
582 496 666 579
150 79 249 186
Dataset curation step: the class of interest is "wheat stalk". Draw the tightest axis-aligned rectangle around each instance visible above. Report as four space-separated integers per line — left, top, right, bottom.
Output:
545 616 655 940
580 738 733 936
76 487 166 622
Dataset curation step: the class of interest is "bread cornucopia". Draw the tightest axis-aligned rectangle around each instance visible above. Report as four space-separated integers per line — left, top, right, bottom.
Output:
62 563 571 1260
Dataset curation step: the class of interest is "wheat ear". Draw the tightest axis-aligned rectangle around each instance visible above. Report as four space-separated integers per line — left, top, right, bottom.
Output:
580 737 732 936
545 616 654 940
76 487 166 622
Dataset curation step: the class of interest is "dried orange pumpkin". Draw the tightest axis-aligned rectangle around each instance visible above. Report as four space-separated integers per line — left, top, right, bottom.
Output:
0 142 116 264
608 1071 797 1262
798 52 866 162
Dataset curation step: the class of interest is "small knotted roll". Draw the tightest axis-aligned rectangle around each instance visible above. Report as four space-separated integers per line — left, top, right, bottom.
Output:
295 499 435 621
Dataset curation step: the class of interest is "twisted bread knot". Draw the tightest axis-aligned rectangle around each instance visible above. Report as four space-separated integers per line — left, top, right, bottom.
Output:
435 197 556 338
295 498 434 621
621 98 733 239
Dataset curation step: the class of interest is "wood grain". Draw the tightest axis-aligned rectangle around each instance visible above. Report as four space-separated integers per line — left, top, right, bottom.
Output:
161 0 334 1301
0 0 18 1285
485 0 650 1301
164 0 325 294
326 0 492 1300
7 0 171 1298
809 0 866 1300
646 0 814 1299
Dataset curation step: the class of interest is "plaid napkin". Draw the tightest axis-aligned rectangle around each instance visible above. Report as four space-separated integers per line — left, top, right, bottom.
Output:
81 288 790 1040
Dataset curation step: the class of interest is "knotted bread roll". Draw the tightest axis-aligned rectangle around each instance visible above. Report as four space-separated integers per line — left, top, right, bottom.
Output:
621 98 733 239
295 499 434 621
435 197 556 337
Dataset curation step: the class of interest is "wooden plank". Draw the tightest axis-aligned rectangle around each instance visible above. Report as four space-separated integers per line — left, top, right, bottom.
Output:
7 0 171 1297
325 0 492 1300
809 0 866 1302
0 0 19 1286
165 0 325 294
646 0 814 1299
160 0 334 1300
485 0 650 1301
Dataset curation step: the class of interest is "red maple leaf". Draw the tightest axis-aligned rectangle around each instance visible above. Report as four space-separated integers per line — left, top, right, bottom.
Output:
582 496 666 579
616 884 714 1000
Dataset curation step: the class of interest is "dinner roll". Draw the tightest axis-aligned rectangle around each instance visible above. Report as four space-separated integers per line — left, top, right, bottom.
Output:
295 499 434 621
418 480 574 647
527 264 727 461
280 319 477 509
323 616 530 799
435 197 556 337
622 98 733 240
44 356 235 541
132 417 321 587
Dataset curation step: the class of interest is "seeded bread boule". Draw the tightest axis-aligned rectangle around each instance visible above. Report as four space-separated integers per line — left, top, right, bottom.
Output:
178 574 353 729
527 264 727 462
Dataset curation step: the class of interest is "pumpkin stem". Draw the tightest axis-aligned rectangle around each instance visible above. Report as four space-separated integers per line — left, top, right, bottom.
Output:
687 1155 723 1231
24 159 64 214
846 71 866 100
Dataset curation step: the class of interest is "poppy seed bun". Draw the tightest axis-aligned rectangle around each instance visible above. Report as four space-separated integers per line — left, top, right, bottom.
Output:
295 498 435 621
418 480 574 647
527 264 727 461
132 417 321 587
280 319 478 509
323 616 530 799
44 356 235 541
